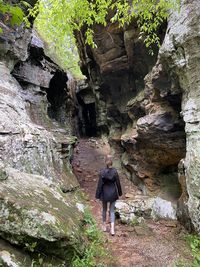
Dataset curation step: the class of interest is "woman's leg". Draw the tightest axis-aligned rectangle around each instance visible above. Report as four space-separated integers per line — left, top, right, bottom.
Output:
102 201 107 231
109 201 116 235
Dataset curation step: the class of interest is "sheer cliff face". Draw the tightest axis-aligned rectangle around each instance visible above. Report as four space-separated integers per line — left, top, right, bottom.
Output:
0 20 84 265
76 1 200 232
159 0 200 233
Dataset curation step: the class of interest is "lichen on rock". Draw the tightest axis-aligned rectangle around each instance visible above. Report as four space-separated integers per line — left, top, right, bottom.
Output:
0 14 86 265
0 167 85 262
159 0 200 233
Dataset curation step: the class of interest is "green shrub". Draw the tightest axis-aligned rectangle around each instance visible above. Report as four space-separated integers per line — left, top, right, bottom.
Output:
0 0 32 28
186 235 200 266
71 209 110 267
174 234 200 267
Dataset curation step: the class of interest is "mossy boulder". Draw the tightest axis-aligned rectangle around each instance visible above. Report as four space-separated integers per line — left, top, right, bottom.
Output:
0 167 85 263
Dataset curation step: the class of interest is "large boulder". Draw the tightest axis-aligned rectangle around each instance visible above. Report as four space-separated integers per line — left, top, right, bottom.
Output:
12 31 57 88
115 196 177 224
0 166 84 263
119 60 186 198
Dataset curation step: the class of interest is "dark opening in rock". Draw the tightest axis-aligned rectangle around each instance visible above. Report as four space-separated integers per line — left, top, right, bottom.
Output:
76 92 97 137
155 165 182 202
47 70 68 124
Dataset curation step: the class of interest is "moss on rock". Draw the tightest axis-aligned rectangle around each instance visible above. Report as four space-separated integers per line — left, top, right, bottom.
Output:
0 167 86 263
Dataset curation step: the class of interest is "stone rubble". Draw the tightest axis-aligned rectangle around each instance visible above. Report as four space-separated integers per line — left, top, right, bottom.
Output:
115 196 177 224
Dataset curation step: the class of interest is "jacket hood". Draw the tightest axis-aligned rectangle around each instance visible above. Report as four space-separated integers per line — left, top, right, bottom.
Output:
102 167 116 182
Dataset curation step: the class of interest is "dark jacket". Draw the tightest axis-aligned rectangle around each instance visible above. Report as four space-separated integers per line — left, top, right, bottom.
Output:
95 167 122 202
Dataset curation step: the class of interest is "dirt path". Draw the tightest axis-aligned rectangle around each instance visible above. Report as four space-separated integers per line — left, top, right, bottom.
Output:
72 138 193 267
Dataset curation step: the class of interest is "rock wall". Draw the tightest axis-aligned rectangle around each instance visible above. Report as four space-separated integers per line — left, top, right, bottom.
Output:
76 22 161 136
0 18 85 265
159 0 200 233
76 1 200 233
76 21 185 192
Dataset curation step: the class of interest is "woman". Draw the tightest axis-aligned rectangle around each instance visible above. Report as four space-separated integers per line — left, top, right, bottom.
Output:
95 155 122 236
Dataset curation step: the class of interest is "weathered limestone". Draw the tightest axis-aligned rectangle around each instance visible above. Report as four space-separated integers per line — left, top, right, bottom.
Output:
0 22 31 70
0 15 84 265
76 7 184 204
76 20 159 136
159 0 200 233
116 196 177 224
0 166 84 262
0 62 78 191
76 0 200 233
12 30 76 132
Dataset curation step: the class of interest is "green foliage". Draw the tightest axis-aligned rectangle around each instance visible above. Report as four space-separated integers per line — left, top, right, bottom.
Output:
174 234 200 267
0 0 180 77
30 252 66 267
25 241 37 252
34 0 180 46
71 209 110 267
23 1 39 28
37 27 83 78
0 0 25 27
186 235 200 266
32 1 82 77
29 0 180 77
83 209 97 226
31 259 65 267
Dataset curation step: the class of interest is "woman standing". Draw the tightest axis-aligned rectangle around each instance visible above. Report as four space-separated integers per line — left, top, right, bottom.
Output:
95 155 122 236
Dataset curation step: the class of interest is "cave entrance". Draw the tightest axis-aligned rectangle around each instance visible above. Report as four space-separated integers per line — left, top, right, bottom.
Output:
76 87 97 137
82 102 97 137
47 70 68 124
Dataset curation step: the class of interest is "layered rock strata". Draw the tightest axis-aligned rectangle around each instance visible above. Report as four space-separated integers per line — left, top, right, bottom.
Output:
76 20 185 194
159 0 200 233
0 18 84 265
76 0 200 233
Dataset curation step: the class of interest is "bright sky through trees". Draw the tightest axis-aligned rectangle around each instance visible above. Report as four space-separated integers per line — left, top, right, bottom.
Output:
0 0 180 77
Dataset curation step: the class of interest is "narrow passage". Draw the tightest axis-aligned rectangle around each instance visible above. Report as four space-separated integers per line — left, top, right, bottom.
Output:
72 138 193 267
